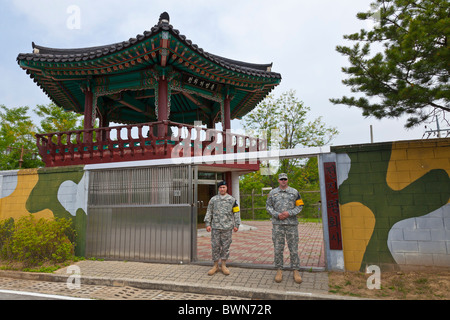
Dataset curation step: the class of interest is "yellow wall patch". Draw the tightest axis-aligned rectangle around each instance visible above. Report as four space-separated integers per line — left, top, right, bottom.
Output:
0 169 53 220
340 202 376 271
387 141 450 197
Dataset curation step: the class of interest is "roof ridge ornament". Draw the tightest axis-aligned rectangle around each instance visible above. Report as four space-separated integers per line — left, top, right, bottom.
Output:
32 42 40 54
159 12 170 25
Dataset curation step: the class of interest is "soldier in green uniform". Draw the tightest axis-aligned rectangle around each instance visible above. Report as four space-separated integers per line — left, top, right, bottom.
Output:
266 173 304 284
204 180 240 276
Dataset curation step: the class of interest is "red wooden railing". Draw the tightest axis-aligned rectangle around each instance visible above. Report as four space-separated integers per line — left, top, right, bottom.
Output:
35 121 267 168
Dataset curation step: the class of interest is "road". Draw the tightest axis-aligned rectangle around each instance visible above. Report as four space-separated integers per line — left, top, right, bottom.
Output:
0 277 244 300
0 289 87 300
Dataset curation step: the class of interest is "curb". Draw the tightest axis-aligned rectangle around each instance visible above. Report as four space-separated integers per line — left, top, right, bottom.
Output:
0 270 363 300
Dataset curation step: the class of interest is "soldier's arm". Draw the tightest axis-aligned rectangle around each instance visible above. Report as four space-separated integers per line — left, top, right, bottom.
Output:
232 200 241 229
204 198 214 227
266 192 280 219
288 192 304 217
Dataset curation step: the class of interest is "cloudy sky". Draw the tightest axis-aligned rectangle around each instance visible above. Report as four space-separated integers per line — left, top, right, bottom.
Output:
0 0 435 146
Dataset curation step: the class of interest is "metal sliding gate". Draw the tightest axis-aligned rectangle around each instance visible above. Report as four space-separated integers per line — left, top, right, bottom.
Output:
86 165 196 263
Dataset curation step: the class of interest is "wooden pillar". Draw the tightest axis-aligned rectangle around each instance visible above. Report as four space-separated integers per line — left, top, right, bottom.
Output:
99 112 109 128
225 171 232 196
223 95 233 195
224 96 232 195
224 96 231 131
158 77 169 137
83 88 93 143
208 117 215 130
99 112 109 141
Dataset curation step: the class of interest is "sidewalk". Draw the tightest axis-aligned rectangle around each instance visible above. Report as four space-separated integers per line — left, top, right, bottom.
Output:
0 260 346 300
0 221 349 300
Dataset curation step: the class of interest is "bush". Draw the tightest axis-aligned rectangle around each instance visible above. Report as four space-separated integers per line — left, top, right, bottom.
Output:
0 218 14 259
0 215 76 267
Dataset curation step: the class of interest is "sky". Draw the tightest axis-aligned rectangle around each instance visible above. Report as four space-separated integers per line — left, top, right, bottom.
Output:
0 0 438 147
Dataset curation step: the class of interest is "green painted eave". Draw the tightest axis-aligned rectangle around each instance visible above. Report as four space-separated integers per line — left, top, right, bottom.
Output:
17 17 281 125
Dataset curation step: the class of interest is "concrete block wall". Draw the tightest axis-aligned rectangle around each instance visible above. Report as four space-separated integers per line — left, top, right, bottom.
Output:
388 204 450 268
333 139 450 271
0 166 87 256
1 139 449 271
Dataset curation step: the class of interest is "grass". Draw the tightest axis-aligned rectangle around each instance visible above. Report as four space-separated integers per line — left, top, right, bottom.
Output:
0 257 85 273
328 269 450 300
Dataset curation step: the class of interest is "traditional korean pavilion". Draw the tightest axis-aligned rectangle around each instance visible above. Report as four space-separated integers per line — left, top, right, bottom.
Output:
17 12 281 176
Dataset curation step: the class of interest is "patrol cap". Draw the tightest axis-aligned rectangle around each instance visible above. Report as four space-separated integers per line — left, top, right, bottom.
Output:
217 180 227 188
278 173 288 180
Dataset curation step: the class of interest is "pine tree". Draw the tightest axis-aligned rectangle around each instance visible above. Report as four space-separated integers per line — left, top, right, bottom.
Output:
330 0 449 128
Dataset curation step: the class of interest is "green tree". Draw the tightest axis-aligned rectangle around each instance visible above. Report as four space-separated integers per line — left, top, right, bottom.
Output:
240 90 337 219
0 105 42 169
330 0 449 128
0 103 86 170
35 103 84 144
242 89 338 180
244 89 338 149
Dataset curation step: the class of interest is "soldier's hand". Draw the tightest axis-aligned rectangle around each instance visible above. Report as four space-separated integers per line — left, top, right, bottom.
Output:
279 211 289 220
206 226 211 232
233 227 238 232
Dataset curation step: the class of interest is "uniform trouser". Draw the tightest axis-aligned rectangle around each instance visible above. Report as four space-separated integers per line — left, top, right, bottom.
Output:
272 224 300 270
211 228 233 261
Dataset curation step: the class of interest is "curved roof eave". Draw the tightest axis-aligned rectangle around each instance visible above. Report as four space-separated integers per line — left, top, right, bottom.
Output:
17 15 281 81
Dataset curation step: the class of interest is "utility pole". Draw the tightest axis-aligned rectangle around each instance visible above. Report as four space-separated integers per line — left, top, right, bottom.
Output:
370 125 374 143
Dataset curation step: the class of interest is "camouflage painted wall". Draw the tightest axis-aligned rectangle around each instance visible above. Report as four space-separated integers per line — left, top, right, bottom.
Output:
1 139 448 270
334 139 450 271
0 166 87 256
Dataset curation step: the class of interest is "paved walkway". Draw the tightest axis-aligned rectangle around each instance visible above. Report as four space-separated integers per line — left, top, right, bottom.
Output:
197 221 326 269
0 274 244 300
0 260 335 300
0 220 339 300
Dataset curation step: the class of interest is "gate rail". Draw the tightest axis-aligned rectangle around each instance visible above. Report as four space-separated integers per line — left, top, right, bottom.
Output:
86 165 194 263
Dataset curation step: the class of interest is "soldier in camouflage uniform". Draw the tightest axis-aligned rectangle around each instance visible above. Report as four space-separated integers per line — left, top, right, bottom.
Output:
204 180 240 276
266 173 304 284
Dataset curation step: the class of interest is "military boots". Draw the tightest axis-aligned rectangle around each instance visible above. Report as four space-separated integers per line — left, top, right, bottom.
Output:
207 261 219 276
221 261 230 276
293 270 302 284
275 269 283 283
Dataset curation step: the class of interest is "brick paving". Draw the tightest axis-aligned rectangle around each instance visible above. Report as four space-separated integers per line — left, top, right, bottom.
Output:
0 220 333 300
51 260 330 299
197 220 326 269
0 258 333 300
0 276 243 300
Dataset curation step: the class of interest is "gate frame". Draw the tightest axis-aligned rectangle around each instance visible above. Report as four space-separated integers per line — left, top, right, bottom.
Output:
85 146 343 271
85 164 195 263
